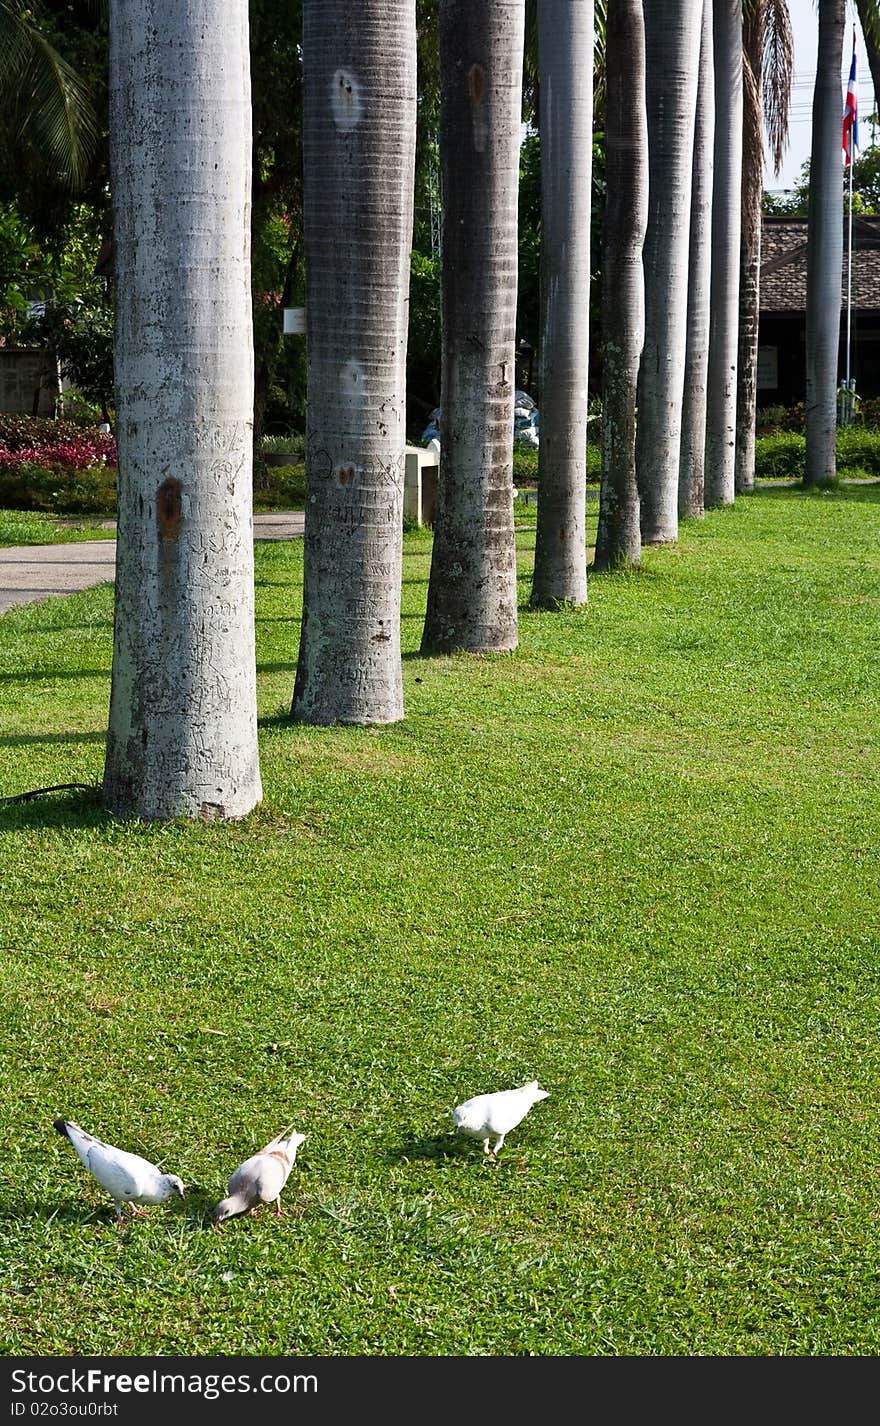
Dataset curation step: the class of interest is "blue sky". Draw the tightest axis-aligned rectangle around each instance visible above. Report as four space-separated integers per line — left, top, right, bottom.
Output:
766 0 878 192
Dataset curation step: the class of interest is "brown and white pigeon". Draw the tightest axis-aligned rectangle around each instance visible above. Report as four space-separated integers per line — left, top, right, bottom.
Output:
452 1081 549 1156
212 1125 306 1225
53 1118 184 1225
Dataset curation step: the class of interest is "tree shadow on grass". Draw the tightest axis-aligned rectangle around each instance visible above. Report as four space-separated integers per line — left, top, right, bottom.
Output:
0 1197 122 1228
0 1194 209 1231
385 1129 479 1163
752 480 880 504
0 730 104 747
0 668 110 683
257 660 298 675
0 1197 147 1232
0 788 104 831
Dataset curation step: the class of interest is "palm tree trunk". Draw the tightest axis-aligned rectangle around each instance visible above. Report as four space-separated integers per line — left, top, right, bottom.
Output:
421 0 524 653
292 0 417 723
805 0 845 488
103 0 262 821
594 0 647 570
530 0 593 608
679 0 715 521
735 2 764 498
635 0 702 545
740 1 792 490
705 0 743 508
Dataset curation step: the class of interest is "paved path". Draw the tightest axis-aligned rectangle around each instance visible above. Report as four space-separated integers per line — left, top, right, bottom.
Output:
0 511 305 616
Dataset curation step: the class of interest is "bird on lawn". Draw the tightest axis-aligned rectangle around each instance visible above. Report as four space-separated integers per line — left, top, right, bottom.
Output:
212 1125 306 1225
53 1118 184 1226
452 1081 549 1156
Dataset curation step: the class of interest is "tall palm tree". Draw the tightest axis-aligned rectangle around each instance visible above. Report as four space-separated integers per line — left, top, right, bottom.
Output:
0 0 99 187
679 0 715 521
594 0 647 570
103 0 262 820
704 0 743 508
635 0 702 545
735 0 792 496
805 0 845 487
530 0 593 609
421 0 524 653
292 0 417 722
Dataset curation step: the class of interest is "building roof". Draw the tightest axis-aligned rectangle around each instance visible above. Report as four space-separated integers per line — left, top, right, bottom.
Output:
761 214 880 313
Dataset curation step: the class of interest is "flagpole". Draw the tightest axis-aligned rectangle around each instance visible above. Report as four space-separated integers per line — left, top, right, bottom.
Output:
847 126 853 399
844 21 857 424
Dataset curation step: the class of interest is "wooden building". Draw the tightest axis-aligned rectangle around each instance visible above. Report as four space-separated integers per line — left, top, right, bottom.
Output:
759 213 880 406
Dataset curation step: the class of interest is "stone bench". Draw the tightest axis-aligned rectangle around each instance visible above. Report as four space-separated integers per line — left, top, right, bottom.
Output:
404 444 440 526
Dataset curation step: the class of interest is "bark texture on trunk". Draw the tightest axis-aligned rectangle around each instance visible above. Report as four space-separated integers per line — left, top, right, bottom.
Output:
594 0 647 570
705 0 743 508
805 0 844 488
421 0 524 653
735 221 760 494
679 0 715 521
292 0 416 723
735 3 764 498
635 0 702 544
530 0 593 608
103 0 262 822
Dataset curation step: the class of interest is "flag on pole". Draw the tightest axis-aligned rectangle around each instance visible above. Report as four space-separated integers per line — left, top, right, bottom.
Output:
843 29 859 166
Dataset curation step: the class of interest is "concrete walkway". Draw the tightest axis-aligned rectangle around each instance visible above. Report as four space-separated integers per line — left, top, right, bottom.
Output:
0 510 305 617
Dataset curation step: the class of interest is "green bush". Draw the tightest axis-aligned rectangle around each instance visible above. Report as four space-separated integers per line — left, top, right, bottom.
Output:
756 402 806 435
855 395 880 428
511 441 602 487
586 441 601 482
59 390 112 428
754 428 880 481
0 415 103 449
756 397 880 436
512 445 538 484
0 460 117 514
259 431 304 455
253 463 306 510
755 432 805 479
836 427 880 476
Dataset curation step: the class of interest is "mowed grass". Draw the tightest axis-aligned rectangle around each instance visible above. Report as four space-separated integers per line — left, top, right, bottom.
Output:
0 510 115 546
1 484 879 1355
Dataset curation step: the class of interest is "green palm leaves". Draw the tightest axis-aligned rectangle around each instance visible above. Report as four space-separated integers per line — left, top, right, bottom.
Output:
0 1 99 188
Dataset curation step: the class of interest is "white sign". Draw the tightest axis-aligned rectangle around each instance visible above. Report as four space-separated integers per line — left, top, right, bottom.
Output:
283 307 306 335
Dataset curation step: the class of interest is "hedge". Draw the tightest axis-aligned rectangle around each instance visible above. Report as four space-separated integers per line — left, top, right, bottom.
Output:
755 429 880 481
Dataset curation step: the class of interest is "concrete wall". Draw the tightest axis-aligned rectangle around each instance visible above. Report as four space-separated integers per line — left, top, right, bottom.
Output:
0 349 60 417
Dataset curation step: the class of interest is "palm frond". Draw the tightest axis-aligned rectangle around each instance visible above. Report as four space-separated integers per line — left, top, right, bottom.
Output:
0 0 34 74
593 0 606 122
855 0 880 52
762 0 793 176
742 25 763 215
15 28 99 188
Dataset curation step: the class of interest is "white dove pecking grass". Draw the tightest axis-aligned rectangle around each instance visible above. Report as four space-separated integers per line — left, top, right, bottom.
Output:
212 1125 306 1225
53 1118 184 1226
452 1081 549 1156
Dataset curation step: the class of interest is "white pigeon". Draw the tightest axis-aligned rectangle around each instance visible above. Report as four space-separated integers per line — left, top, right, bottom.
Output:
212 1125 306 1225
452 1081 549 1156
53 1118 184 1225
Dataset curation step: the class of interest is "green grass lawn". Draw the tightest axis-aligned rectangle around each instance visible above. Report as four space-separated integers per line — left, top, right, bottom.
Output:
1 484 879 1355
0 510 116 546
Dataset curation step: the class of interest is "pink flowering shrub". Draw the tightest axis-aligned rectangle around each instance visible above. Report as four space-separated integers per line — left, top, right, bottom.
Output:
0 418 118 513
0 433 116 471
